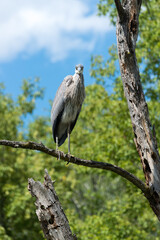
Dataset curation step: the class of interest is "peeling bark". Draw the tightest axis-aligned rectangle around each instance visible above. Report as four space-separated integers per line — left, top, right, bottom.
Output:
115 0 160 219
28 170 76 240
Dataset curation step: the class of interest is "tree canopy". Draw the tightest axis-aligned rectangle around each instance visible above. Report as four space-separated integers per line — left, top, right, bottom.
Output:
0 0 160 239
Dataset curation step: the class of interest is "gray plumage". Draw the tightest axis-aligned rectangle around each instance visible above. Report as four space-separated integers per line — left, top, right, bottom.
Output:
51 64 85 150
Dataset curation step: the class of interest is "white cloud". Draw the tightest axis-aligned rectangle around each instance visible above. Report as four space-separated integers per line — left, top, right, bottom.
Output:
0 0 113 62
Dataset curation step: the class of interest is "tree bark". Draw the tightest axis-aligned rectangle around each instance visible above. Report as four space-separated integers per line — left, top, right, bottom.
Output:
115 0 160 219
28 169 76 240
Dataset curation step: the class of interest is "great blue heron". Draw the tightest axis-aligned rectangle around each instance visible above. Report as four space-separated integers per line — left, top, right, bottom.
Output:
51 64 85 154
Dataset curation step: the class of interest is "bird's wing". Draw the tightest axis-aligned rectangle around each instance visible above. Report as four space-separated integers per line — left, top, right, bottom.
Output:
58 106 82 147
70 105 82 133
51 75 73 142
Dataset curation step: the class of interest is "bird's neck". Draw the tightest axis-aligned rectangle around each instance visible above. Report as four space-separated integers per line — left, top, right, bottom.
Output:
75 72 83 78
73 73 84 89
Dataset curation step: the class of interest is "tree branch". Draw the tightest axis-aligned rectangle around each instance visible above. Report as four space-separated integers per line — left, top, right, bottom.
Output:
0 139 148 194
28 169 76 240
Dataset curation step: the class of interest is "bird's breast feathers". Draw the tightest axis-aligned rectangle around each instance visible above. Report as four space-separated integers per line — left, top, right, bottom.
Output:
64 74 85 102
60 73 85 123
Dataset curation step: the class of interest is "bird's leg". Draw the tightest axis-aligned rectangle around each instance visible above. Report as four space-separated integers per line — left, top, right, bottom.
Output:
56 136 60 160
68 126 70 155
56 137 58 151
66 126 71 164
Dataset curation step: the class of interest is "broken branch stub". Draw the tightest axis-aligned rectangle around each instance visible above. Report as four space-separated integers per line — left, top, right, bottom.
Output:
28 169 76 240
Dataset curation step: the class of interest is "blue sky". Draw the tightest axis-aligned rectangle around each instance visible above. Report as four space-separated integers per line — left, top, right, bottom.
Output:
0 0 116 118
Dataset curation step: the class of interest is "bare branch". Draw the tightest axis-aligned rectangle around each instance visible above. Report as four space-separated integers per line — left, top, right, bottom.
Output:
0 139 148 194
28 169 76 240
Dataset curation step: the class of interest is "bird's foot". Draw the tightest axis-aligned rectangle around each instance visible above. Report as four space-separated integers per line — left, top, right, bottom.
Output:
66 152 71 165
56 150 61 160
66 152 75 165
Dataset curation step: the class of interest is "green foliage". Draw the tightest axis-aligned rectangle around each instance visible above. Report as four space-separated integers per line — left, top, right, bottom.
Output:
96 0 160 100
137 0 160 99
69 193 160 239
97 0 117 25
1 78 160 239
0 80 44 240
90 45 118 87
17 78 44 116
1 0 160 239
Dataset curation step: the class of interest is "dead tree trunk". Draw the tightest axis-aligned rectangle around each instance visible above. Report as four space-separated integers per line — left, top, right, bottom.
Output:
115 0 160 219
28 169 76 240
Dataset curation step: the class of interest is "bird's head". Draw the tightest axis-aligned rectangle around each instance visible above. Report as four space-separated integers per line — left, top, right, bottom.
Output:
75 64 84 74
